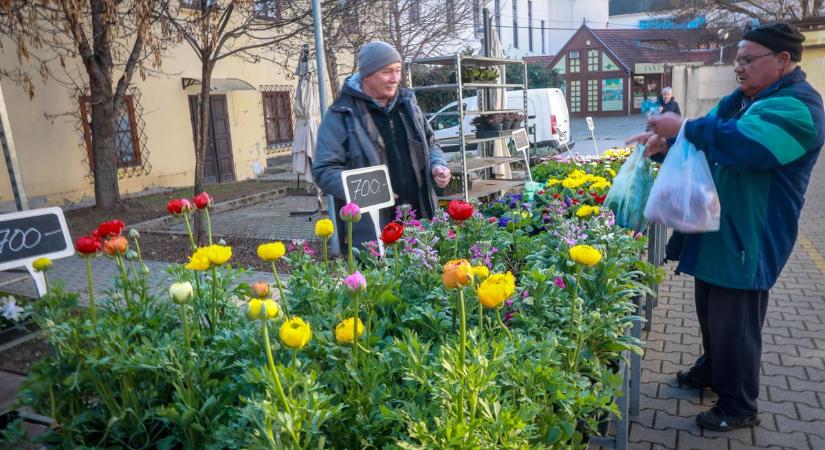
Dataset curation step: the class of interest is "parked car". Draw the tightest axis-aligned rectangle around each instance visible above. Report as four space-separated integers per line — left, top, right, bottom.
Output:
428 88 573 151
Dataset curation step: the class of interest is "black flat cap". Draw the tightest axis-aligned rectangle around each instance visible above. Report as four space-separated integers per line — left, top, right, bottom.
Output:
743 21 806 62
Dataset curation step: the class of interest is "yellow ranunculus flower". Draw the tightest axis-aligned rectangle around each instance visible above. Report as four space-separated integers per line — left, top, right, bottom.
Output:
206 244 232 265
335 317 364 344
186 247 211 271
576 205 600 218
545 178 562 187
477 272 516 309
443 259 472 289
569 245 603 267
280 317 312 349
257 242 286 262
314 219 334 238
32 257 53 272
471 265 490 281
607 168 617 178
247 298 280 320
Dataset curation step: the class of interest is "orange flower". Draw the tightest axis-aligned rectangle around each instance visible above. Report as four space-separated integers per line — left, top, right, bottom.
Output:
443 259 472 289
103 236 129 256
251 282 270 299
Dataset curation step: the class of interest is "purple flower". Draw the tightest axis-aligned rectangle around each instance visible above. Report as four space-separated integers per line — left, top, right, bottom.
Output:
503 310 515 325
343 271 367 292
506 298 515 307
498 216 511 228
366 240 380 258
554 276 566 289
521 290 529 298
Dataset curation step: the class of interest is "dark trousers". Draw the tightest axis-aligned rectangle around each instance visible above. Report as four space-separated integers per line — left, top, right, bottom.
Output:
691 278 769 417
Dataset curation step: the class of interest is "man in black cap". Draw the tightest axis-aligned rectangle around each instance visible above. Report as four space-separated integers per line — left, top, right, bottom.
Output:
314 41 452 251
627 22 825 431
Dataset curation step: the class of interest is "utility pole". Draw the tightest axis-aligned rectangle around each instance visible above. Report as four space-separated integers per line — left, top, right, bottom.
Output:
310 0 340 255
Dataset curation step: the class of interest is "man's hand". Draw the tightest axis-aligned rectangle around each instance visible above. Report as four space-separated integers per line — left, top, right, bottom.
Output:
647 113 685 139
626 131 669 158
432 165 451 189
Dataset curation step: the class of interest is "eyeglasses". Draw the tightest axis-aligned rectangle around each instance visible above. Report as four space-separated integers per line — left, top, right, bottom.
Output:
734 52 776 68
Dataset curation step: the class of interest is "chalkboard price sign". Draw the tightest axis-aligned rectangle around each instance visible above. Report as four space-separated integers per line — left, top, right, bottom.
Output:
342 165 395 211
0 207 74 272
511 128 530 152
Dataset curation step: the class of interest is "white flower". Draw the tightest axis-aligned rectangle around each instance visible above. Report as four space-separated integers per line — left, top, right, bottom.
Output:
0 296 24 322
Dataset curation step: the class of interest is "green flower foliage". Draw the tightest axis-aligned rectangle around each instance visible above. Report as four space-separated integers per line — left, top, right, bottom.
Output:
4 179 659 449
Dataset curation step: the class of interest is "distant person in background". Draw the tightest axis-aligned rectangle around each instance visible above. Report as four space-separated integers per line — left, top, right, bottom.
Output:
658 87 681 115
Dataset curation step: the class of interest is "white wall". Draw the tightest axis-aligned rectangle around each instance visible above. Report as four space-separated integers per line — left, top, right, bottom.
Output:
670 63 738 117
489 0 609 57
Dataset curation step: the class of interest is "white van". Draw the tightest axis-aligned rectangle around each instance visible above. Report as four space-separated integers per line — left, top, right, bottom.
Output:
428 88 573 150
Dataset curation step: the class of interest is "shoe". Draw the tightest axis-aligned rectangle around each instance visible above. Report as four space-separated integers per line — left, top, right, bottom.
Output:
696 407 760 431
676 369 712 389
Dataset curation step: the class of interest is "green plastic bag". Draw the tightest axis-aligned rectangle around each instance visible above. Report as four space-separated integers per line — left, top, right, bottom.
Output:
604 145 653 232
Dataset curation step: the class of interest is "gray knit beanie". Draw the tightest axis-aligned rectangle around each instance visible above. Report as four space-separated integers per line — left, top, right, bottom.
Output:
358 41 402 77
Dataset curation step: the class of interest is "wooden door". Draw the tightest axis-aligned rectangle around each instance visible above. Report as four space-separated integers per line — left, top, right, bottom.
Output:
209 95 236 183
188 94 236 184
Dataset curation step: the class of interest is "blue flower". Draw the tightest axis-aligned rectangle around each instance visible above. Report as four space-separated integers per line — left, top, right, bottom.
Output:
498 216 511 228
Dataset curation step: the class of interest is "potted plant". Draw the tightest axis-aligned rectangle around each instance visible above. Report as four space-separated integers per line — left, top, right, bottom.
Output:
510 112 526 130
461 66 499 84
473 114 506 138
442 173 471 196
500 114 514 131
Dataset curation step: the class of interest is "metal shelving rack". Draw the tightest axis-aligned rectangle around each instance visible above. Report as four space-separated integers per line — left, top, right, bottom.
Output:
407 54 529 202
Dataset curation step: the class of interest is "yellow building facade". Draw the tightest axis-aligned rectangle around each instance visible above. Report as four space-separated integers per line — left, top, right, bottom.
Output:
0 19 348 209
801 25 825 96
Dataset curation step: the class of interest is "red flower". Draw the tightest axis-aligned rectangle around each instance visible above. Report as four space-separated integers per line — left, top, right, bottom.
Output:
537 189 545 195
577 189 585 195
571 198 580 205
76 235 102 255
95 219 125 239
167 198 193 215
380 222 404 244
192 192 213 209
552 193 561 199
591 192 607 205
488 217 497 224
446 200 474 221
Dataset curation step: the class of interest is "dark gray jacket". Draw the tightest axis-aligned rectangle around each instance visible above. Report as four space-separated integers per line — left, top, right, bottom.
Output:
313 74 448 250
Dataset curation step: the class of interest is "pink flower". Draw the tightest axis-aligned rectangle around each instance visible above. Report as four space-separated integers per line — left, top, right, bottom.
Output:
554 276 566 289
343 271 367 292
340 203 362 222
448 229 456 240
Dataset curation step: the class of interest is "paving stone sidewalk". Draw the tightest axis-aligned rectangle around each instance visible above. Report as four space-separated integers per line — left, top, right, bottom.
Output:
156 194 327 243
625 158 825 449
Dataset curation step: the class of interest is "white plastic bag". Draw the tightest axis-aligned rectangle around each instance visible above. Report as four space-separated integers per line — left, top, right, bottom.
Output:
604 145 653 232
644 122 721 233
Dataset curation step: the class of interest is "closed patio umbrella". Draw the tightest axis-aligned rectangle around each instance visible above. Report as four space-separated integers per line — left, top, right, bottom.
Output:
488 29 512 179
292 45 320 184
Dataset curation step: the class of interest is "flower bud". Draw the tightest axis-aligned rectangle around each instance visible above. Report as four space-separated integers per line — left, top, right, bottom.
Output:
169 281 194 304
340 203 362 222
251 281 270 299
128 228 140 239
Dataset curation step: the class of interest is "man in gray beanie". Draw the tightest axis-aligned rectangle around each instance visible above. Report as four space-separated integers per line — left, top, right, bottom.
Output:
313 40 451 251
627 21 824 432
